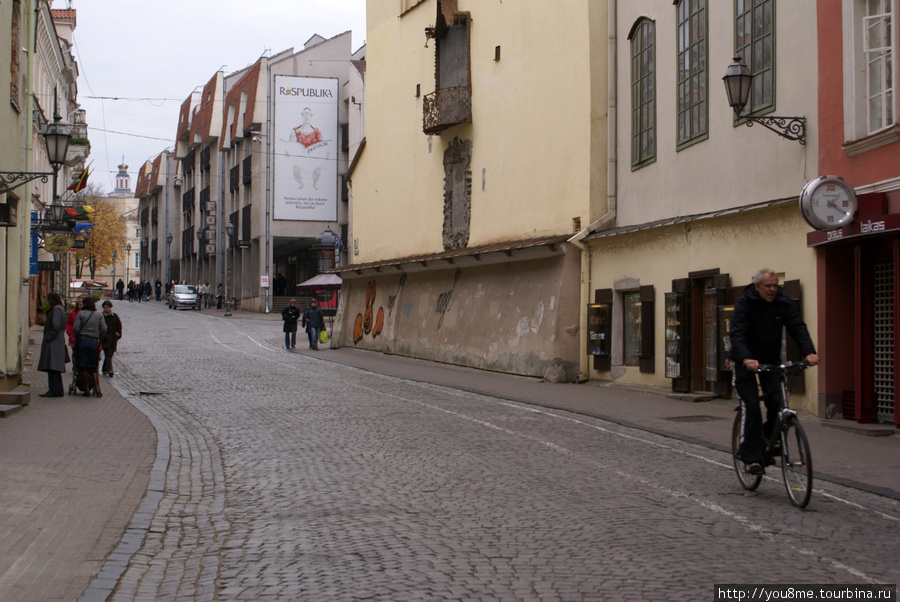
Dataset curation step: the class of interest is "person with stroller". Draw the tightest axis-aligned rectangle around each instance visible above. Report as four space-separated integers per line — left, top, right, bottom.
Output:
100 300 122 377
73 297 107 397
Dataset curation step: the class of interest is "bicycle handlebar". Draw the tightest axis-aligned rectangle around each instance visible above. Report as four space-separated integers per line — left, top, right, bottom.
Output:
755 360 811 373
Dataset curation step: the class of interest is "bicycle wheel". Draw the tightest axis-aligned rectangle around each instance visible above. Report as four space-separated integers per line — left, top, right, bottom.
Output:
781 417 813 508
732 412 762 491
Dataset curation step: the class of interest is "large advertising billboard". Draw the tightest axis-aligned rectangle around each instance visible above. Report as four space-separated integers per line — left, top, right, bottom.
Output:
273 75 338 221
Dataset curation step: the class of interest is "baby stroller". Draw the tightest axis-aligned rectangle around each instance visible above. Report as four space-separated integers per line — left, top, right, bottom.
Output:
68 341 101 397
68 365 94 396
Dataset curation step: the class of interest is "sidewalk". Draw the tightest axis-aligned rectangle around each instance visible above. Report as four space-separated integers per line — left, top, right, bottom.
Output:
0 326 156 601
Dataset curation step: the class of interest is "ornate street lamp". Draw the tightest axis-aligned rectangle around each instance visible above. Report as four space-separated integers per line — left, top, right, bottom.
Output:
224 221 234 317
126 243 131 285
723 56 806 145
166 232 173 287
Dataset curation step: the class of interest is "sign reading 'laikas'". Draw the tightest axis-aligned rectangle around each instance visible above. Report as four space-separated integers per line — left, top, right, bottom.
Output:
273 75 339 222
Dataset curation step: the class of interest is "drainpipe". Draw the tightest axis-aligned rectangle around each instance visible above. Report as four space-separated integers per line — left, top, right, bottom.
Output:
568 0 617 382
264 57 272 313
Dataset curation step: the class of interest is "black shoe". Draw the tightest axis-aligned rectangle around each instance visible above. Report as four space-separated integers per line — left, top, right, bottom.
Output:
745 462 764 475
39 391 58 397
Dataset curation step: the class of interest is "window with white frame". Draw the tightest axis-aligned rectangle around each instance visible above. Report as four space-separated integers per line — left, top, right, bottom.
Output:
865 0 894 133
843 0 898 150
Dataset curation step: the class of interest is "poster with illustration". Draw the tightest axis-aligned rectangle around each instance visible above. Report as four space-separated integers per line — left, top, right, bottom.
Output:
273 75 338 221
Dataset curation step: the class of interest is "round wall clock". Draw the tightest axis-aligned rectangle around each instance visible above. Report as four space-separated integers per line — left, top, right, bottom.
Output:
799 175 858 232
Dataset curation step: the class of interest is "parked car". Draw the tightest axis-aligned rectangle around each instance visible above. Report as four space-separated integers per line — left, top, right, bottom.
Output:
167 284 199 310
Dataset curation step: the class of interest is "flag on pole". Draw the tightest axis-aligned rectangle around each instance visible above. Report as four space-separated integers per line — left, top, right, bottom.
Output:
65 205 94 218
67 163 91 192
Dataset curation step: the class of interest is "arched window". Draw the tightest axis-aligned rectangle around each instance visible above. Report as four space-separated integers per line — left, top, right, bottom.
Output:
630 18 656 169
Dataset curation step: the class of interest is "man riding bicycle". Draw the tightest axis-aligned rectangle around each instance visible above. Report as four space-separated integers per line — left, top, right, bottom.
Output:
729 268 818 475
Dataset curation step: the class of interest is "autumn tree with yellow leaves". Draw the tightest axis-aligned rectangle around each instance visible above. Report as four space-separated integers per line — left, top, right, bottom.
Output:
71 186 126 280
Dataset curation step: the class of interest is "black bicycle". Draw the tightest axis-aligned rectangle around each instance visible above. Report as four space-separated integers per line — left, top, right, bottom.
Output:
731 360 813 508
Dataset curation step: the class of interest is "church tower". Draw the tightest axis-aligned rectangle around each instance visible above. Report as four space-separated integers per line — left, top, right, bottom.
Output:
112 159 132 196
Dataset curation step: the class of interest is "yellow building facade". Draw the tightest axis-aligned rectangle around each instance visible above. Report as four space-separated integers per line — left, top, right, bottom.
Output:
335 0 610 379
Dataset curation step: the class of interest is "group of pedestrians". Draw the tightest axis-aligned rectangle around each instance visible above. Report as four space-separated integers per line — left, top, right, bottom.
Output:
116 279 157 303
37 293 122 398
281 298 326 350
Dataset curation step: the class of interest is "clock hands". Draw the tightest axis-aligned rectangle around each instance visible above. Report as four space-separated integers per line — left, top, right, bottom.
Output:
826 198 850 215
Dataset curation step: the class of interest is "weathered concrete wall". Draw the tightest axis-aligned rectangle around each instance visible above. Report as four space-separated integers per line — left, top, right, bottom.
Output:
334 250 582 380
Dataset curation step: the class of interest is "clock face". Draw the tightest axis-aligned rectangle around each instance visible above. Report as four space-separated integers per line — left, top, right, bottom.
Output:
800 176 858 232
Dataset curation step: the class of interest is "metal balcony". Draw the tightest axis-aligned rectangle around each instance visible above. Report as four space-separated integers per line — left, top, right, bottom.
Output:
422 86 471 134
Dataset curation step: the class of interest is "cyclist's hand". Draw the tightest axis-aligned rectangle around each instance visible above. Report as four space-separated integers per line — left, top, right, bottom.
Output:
805 353 819 366
742 359 759 372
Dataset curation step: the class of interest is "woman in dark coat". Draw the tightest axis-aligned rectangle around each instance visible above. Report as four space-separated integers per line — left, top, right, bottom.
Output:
73 296 107 397
100 299 122 377
37 291 67 397
281 299 301 349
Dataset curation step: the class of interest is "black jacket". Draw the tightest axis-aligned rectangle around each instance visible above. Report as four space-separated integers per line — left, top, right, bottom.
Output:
281 305 301 332
729 283 816 365
302 306 326 331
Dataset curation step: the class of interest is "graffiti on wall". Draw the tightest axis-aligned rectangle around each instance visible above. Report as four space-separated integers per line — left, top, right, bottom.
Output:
353 280 385 344
436 270 462 329
387 274 406 317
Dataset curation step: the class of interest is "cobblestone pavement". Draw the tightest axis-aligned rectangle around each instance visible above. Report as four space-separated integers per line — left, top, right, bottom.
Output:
99 303 900 600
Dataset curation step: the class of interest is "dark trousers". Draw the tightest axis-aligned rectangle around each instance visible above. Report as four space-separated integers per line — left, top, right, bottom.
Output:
47 370 64 396
734 365 783 463
285 330 296 348
307 327 320 349
102 349 115 375
217 295 223 309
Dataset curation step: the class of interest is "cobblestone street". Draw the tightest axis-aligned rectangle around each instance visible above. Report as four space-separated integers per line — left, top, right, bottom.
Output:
92 303 900 600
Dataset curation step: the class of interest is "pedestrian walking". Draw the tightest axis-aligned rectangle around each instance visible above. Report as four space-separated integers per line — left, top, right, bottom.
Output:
116 278 125 300
216 283 224 309
302 298 326 350
203 280 212 308
281 299 301 349
127 280 135 302
37 291 67 397
73 296 107 397
155 279 162 301
144 281 152 302
100 300 122 377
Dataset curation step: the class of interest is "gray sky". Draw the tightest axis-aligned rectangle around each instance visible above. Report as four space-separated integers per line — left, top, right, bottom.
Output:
68 0 366 193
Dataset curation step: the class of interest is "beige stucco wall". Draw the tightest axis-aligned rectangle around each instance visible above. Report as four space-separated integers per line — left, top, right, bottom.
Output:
335 248 583 379
356 0 608 263
588 203 820 414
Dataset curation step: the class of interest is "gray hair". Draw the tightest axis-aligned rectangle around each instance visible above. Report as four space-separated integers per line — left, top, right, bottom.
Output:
753 268 778 285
